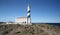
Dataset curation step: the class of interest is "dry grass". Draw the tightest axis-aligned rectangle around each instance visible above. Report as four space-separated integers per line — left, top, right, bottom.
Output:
0 24 60 35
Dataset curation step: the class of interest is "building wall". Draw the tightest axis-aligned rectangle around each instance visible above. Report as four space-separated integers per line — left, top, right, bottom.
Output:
16 17 31 24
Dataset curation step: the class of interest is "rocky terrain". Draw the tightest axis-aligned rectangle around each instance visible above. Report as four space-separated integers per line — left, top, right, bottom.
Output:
0 24 60 35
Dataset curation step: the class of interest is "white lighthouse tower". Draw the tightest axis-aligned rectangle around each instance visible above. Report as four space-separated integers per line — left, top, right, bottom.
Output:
27 4 31 24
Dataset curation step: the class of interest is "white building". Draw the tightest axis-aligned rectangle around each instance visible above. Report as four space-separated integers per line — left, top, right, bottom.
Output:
16 17 31 24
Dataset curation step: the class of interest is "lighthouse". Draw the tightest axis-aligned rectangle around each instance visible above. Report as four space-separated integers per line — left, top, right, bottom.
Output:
15 4 31 25
27 4 31 24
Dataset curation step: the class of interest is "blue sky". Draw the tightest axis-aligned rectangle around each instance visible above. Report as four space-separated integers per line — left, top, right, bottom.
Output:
0 0 60 23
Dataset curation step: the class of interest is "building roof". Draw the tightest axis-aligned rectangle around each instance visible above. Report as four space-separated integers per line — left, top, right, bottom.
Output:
16 17 26 19
16 17 30 19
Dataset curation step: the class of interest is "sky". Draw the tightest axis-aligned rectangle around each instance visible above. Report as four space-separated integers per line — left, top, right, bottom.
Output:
0 0 60 23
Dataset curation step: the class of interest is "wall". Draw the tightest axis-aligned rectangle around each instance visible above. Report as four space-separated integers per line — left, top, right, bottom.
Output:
16 17 31 24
